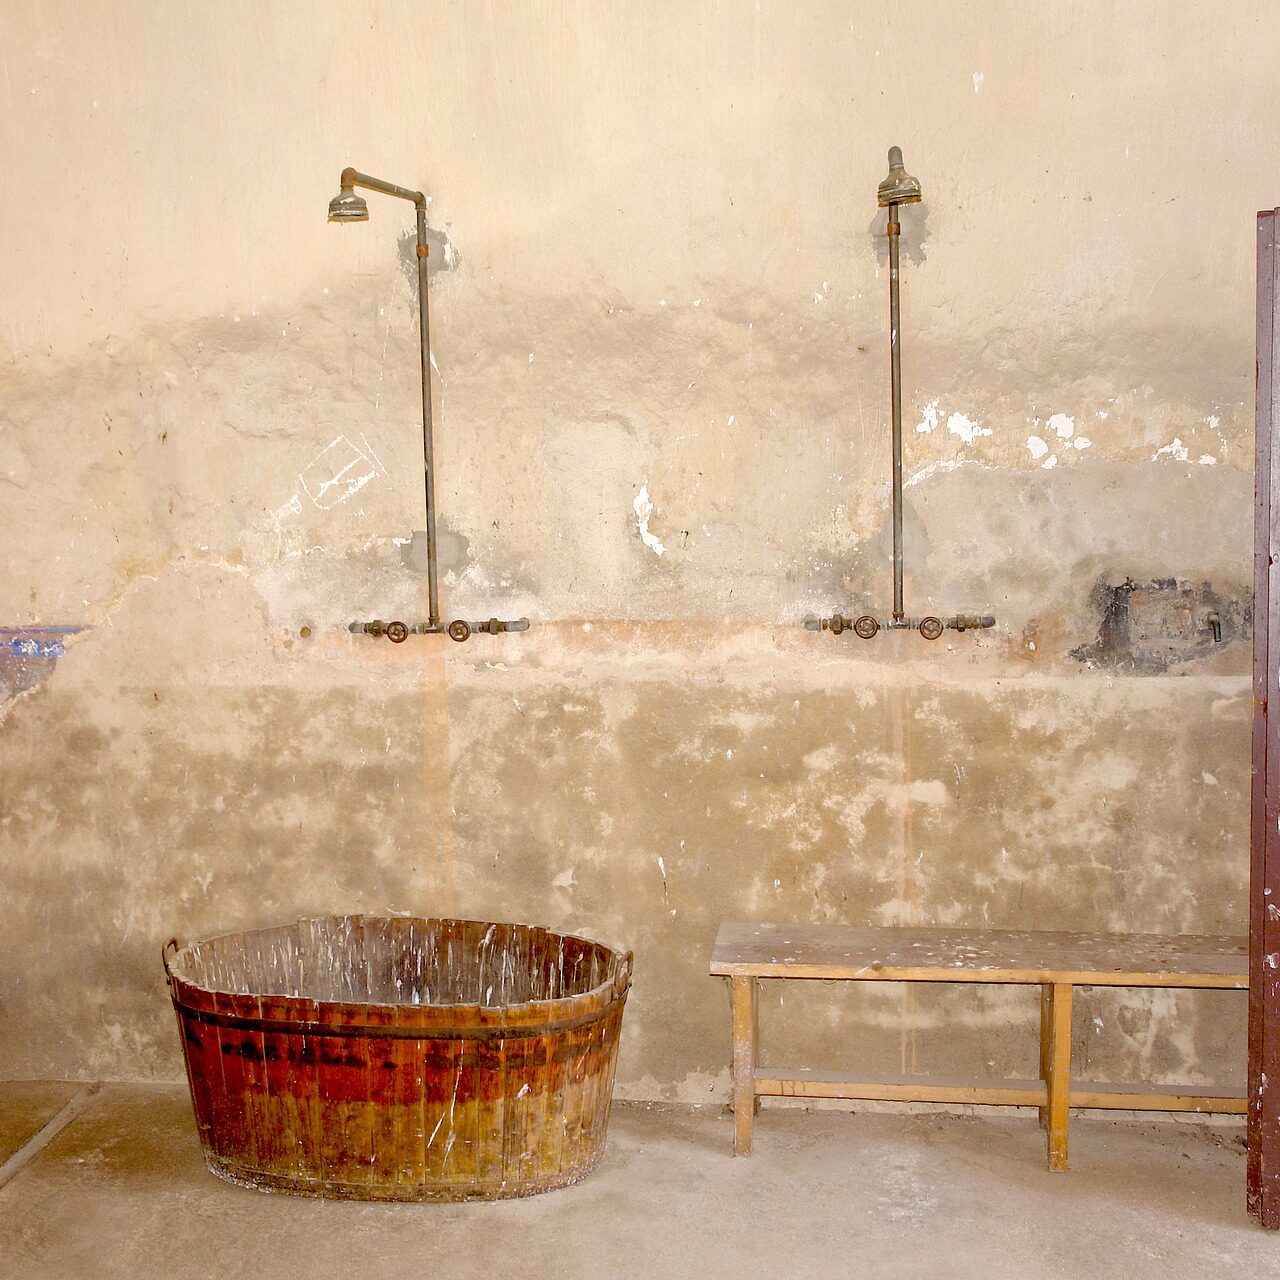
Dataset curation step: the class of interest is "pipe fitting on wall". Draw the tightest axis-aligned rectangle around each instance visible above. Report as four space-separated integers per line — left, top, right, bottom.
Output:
804 612 995 639
349 618 530 644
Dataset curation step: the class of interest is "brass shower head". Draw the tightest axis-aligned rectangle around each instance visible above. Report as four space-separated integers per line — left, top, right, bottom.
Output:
877 146 922 206
327 185 370 222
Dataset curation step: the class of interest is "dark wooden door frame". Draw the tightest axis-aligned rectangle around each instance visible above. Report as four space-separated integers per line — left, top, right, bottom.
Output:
1250 206 1280 1229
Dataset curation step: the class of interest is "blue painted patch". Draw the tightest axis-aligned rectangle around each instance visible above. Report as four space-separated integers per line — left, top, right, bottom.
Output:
0 626 83 694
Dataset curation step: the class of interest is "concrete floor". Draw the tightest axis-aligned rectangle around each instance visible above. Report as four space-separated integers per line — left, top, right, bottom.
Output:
0 1082 1273 1279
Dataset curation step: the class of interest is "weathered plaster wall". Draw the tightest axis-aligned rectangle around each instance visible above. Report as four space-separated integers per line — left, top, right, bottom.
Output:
1 2 1275 1096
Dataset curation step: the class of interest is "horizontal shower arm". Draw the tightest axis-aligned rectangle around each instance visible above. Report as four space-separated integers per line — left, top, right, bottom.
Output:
340 167 426 208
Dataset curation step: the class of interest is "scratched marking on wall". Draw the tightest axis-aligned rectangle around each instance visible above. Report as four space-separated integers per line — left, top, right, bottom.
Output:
247 433 389 564
0 627 82 695
299 433 387 509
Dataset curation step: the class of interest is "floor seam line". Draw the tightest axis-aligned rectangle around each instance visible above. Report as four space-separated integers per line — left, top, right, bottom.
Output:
0 1083 102 1193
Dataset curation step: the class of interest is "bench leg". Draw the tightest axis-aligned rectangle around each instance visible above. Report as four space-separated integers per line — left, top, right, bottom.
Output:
1038 983 1052 1130
731 976 758 1156
1045 982 1073 1172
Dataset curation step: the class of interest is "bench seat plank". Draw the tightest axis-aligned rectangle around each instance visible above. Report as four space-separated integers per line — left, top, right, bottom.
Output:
710 923 1247 988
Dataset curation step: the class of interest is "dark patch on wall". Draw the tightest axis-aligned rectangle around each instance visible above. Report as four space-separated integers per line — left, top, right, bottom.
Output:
397 226 461 283
869 203 929 267
400 523 471 575
1071 578 1252 673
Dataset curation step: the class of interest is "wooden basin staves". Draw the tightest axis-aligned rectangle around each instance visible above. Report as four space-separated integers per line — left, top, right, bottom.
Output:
163 915 633 1201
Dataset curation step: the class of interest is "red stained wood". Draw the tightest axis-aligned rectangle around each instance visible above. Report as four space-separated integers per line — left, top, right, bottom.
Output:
1250 207 1280 1229
165 916 631 1201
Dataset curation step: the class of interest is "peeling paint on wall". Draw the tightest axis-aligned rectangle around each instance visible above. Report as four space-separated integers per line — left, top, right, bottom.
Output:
633 482 666 557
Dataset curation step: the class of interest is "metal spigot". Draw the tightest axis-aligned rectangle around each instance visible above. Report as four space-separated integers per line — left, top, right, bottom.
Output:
350 619 408 642
471 617 531 636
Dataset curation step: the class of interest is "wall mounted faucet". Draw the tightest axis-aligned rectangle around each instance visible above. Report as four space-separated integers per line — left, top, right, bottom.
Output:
328 168 528 643
807 148 995 642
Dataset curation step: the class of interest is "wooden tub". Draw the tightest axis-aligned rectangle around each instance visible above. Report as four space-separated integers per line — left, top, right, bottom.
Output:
163 915 633 1201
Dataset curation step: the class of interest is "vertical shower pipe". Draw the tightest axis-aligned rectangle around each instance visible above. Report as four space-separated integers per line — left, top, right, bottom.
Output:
880 146 919 626
413 198 440 631
888 195 904 622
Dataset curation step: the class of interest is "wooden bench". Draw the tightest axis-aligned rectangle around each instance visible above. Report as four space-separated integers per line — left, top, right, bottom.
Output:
709 923 1248 1169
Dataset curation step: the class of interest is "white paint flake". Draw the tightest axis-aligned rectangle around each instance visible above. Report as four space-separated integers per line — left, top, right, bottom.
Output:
1153 438 1189 462
973 71 985 93
1074 436 1092 450
1042 455 1057 470
945 411 991 445
633 482 666 557
1198 455 1218 466
1048 413 1075 440
916 399 942 433
1026 435 1049 460
915 401 989 445
904 458 969 489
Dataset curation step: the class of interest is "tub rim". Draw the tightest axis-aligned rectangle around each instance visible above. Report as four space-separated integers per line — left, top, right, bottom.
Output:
163 914 634 1037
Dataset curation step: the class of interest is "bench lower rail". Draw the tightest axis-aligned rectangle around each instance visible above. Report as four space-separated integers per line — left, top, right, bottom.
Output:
753 1070 1245 1115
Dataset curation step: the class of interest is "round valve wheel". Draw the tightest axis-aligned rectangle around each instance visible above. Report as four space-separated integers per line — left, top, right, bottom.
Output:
918 616 944 641
853 615 879 639
385 621 410 644
447 619 471 643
